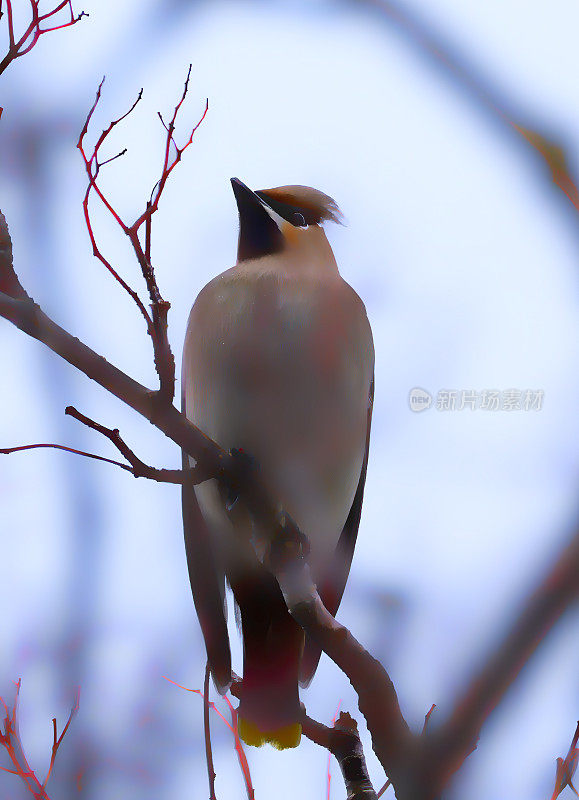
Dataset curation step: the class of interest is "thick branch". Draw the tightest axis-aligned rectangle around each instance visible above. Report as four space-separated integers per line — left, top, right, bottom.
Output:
0 288 308 567
0 211 28 299
273 560 414 794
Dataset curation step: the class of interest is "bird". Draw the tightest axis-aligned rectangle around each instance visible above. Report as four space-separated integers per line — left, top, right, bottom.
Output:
181 179 374 749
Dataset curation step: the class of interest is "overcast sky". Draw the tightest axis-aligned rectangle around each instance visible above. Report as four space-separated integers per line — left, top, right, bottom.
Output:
1 2 578 799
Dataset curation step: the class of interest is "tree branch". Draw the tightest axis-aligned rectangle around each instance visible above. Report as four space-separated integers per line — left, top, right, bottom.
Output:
272 560 414 795
77 69 208 405
0 680 78 798
0 0 87 76
301 710 378 800
63 405 212 484
204 662 217 800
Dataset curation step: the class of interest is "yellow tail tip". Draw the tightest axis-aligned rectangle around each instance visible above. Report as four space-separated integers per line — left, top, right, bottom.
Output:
238 718 301 750
238 717 266 748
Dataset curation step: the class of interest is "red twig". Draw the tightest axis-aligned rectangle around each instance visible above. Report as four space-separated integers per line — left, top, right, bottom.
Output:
77 68 208 403
42 689 80 788
163 676 254 800
0 442 133 472
132 65 208 228
327 701 342 800
421 704 436 735
0 680 79 799
1 405 213 485
0 0 87 76
204 663 217 800
162 676 233 728
224 696 254 800
77 79 153 332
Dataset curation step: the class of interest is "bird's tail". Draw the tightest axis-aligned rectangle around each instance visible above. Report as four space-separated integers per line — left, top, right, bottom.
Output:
232 573 303 749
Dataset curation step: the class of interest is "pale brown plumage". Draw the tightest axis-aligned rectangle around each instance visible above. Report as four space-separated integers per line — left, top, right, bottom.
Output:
181 180 374 748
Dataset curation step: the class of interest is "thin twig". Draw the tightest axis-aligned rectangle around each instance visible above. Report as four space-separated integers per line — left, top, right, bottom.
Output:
42 688 80 788
77 70 208 404
76 81 153 335
0 0 86 76
0 680 78 799
223 697 254 800
327 701 342 800
163 676 254 800
204 663 217 800
0 442 133 472
64 405 212 485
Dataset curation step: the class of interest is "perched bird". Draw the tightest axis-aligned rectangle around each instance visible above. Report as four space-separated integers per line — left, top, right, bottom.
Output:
181 179 374 749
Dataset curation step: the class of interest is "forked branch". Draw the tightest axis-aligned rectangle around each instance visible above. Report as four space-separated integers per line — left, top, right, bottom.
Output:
0 0 87 76
1 404 214 485
77 69 208 403
0 680 79 799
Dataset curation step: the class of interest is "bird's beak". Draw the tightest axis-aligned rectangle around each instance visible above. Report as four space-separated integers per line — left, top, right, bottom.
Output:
230 177 263 215
230 177 284 262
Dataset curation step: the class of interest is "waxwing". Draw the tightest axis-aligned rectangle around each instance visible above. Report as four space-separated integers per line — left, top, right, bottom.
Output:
182 179 374 748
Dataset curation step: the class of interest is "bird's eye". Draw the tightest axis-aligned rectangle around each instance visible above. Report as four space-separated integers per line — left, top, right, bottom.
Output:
293 212 306 227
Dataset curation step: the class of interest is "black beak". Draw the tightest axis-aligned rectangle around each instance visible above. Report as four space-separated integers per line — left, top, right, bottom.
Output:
230 177 258 205
230 177 284 263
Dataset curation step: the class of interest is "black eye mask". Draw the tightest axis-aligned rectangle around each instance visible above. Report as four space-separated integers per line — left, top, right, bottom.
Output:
255 191 317 227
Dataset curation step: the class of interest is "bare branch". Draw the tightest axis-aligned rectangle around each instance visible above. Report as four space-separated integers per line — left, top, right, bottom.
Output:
0 680 78 798
76 81 153 336
0 0 87 76
76 71 207 404
204 663 217 800
0 442 133 473
376 705 436 798
164 675 254 800
0 210 28 300
64 405 213 484
42 689 80 788
272 563 413 793
223 696 254 800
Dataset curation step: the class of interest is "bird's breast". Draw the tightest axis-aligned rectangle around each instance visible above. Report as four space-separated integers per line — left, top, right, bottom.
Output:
183 268 373 571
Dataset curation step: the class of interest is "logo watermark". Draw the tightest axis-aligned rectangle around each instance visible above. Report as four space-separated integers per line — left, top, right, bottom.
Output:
409 388 544 413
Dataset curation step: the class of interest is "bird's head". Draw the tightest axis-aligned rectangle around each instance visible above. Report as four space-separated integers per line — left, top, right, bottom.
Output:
231 178 342 263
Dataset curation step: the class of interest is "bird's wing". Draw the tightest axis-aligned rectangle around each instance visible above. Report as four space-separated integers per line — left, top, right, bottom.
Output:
181 387 232 693
299 375 374 687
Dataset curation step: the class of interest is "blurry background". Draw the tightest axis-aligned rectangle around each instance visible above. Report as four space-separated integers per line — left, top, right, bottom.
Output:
1 1 578 798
